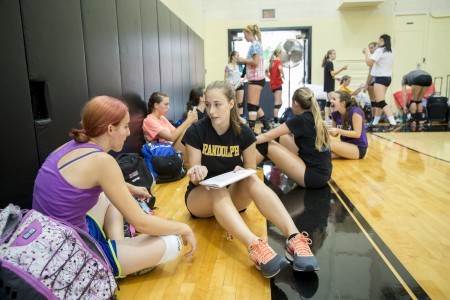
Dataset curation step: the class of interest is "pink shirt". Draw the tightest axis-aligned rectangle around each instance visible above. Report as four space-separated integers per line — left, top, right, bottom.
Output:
143 114 175 143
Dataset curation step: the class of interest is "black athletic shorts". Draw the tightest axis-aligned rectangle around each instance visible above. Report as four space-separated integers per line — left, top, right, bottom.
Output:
358 146 368 159
304 168 331 189
248 79 266 87
272 86 282 92
373 76 391 87
412 75 432 86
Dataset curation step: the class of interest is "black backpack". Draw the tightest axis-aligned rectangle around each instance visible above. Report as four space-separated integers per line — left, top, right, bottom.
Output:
116 153 156 209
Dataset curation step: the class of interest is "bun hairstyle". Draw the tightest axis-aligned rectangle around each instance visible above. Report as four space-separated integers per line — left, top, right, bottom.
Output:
147 92 168 114
70 96 128 143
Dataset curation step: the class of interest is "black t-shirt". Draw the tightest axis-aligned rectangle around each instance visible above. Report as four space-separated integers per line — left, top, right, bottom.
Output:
285 111 332 175
196 108 207 120
182 117 256 179
323 61 335 93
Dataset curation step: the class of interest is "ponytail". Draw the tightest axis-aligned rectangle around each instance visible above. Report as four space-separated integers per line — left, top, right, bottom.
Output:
292 88 330 151
244 24 262 42
269 48 282 75
321 49 335 68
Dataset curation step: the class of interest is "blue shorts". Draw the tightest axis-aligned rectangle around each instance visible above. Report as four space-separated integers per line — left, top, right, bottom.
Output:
86 214 122 278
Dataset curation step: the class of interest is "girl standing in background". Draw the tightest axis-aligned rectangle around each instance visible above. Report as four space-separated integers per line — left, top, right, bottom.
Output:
266 48 285 126
224 51 245 118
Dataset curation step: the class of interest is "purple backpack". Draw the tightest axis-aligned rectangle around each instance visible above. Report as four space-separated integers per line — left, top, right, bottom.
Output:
0 204 117 299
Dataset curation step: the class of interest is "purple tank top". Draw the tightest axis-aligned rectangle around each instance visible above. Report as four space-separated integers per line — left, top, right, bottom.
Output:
331 106 368 148
33 140 104 231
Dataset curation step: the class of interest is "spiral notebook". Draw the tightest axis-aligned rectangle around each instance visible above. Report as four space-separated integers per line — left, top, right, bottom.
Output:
200 169 256 189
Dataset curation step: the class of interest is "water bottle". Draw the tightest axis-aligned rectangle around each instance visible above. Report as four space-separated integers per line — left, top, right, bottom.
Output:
402 113 407 124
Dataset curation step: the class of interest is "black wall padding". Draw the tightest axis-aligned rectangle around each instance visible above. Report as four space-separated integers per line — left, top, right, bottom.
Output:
117 0 145 101
141 0 161 100
157 2 174 121
20 0 90 162
170 14 183 121
81 0 122 98
0 1 40 209
180 22 191 113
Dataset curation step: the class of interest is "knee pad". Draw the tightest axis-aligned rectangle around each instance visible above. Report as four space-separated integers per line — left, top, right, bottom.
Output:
237 102 244 108
411 100 422 105
274 104 282 110
247 103 259 111
418 112 426 121
247 103 259 116
325 102 331 107
157 235 182 265
377 100 387 108
371 101 377 108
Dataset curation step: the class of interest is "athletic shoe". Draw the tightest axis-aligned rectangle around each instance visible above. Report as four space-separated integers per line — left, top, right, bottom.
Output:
248 238 289 278
387 124 400 132
286 232 319 272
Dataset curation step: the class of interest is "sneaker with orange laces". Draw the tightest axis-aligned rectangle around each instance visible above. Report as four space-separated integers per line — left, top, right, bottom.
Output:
248 238 289 278
286 232 320 272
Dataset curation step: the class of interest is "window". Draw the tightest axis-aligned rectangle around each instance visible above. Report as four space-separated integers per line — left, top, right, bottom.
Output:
228 27 312 104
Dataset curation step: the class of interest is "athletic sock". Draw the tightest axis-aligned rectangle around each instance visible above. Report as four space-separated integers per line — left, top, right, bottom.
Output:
388 115 397 125
372 116 381 125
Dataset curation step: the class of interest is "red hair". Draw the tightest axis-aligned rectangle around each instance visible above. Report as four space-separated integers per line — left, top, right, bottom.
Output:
71 96 128 143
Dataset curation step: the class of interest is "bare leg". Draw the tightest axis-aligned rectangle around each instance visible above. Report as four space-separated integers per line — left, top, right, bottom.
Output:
273 90 282 121
368 85 376 118
324 92 333 121
247 84 263 122
186 186 258 247
330 140 360 160
373 83 394 118
88 193 124 240
236 89 245 116
116 235 166 275
267 140 306 187
229 176 299 238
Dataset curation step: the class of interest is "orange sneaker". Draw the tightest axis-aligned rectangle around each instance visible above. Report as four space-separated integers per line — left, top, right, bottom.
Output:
248 238 289 278
286 232 319 272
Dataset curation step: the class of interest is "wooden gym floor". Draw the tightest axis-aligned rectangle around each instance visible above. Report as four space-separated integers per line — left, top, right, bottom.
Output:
116 123 450 300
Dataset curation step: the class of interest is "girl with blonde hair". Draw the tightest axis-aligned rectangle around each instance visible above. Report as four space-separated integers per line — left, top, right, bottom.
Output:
238 24 271 133
256 87 332 188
